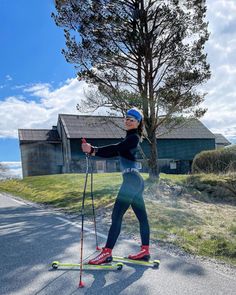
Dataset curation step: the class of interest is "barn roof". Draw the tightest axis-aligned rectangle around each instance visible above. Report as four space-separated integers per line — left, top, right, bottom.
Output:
59 114 125 139
18 114 216 142
214 133 231 145
58 114 215 139
18 129 61 143
155 119 216 139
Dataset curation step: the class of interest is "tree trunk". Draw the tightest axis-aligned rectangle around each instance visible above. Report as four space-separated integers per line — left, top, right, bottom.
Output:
148 130 159 179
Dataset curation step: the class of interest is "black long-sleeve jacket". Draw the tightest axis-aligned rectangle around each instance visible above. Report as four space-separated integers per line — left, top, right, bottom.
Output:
94 129 140 171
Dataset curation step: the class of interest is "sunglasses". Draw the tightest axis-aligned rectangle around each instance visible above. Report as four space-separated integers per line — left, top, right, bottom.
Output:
124 117 137 123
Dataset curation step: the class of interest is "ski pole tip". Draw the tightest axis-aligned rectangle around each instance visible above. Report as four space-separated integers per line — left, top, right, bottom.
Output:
78 281 85 288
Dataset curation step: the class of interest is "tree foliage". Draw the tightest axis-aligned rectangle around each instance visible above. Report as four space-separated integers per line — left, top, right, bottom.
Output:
0 163 8 178
53 0 211 176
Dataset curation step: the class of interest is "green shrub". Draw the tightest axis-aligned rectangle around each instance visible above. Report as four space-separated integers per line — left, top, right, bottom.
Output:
192 145 236 174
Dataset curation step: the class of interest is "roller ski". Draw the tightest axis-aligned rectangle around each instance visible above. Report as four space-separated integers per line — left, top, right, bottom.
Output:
112 256 160 268
51 260 123 271
113 245 160 269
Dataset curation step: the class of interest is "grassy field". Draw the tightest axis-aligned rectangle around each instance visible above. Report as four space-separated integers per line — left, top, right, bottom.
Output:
0 172 235 265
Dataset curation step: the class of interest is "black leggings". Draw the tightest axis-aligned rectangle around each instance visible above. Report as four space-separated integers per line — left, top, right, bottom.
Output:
105 172 150 249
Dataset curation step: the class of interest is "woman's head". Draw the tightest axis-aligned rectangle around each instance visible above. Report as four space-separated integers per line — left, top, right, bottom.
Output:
126 108 142 122
124 108 144 137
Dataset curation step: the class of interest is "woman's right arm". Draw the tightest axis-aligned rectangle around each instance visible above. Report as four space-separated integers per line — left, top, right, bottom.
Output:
92 135 139 158
81 142 119 158
81 134 139 158
93 143 120 158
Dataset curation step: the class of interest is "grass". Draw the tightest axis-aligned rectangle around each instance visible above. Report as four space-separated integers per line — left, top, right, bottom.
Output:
184 173 236 203
0 172 235 265
0 173 124 213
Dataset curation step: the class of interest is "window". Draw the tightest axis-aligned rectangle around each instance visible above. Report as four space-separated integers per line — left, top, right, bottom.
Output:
170 161 177 170
96 161 106 173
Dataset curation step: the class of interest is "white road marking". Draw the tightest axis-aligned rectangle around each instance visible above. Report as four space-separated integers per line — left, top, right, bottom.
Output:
55 216 107 239
0 193 107 239
10 198 26 205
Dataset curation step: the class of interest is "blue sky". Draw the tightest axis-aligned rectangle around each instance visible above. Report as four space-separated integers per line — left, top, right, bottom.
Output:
0 0 75 161
0 0 236 172
0 0 74 93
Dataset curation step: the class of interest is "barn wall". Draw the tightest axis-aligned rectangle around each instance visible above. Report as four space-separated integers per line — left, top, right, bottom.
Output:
20 142 63 177
59 119 71 173
140 138 215 160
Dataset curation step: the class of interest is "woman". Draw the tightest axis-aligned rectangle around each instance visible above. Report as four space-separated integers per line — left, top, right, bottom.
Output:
81 108 150 265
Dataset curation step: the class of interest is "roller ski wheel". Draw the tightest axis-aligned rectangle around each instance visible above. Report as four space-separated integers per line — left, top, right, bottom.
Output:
153 260 160 269
51 261 59 269
116 262 123 270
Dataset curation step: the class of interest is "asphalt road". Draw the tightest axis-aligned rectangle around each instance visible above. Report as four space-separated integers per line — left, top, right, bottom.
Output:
0 192 235 295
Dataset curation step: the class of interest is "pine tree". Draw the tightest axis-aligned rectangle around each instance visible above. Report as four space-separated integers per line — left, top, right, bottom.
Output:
53 0 211 177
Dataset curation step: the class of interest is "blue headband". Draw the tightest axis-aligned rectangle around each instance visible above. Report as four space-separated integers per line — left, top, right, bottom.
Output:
126 109 142 122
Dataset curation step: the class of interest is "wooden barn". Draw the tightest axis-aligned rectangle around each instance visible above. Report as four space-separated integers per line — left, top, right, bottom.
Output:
214 133 231 149
19 114 218 177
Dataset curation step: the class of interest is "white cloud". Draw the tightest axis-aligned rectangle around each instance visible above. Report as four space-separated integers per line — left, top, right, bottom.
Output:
0 0 236 145
201 0 236 144
0 161 22 179
0 79 92 138
23 83 51 98
5 74 13 81
205 1 236 66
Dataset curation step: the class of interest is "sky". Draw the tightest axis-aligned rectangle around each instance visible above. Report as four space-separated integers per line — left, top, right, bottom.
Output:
0 0 236 177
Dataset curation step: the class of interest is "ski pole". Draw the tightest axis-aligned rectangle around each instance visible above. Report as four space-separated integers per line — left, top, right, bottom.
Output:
82 138 101 250
78 138 89 288
90 157 101 251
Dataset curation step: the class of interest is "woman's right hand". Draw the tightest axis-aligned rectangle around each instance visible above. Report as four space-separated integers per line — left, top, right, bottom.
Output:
82 142 92 154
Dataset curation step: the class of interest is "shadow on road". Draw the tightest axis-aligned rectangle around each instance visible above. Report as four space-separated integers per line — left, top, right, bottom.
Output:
165 259 205 276
84 266 147 295
0 205 85 294
0 201 207 295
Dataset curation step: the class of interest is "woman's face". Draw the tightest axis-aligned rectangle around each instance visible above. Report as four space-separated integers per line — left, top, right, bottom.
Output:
124 117 139 130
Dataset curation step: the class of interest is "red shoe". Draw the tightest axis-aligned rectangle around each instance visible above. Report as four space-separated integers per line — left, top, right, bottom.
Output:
88 247 112 265
128 245 150 261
